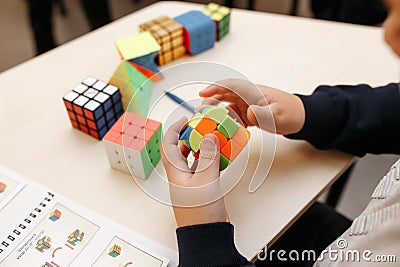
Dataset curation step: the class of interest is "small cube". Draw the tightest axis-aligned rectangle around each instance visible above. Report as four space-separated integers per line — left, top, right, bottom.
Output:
179 106 250 171
204 3 231 41
63 77 123 140
108 244 122 258
139 16 186 65
35 236 51 252
103 111 162 179
174 11 216 55
48 209 61 222
67 229 85 245
0 182 6 193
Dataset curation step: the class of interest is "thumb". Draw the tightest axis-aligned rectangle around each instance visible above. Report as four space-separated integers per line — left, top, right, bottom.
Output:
247 105 276 133
195 134 220 182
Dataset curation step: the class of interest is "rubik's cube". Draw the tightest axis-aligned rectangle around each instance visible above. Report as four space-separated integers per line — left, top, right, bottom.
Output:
179 106 250 171
139 16 186 66
41 262 54 267
115 31 162 81
204 3 231 41
174 10 216 55
48 209 61 222
0 182 6 193
109 61 153 116
108 244 122 258
35 236 51 252
103 111 162 179
67 229 85 246
63 77 123 140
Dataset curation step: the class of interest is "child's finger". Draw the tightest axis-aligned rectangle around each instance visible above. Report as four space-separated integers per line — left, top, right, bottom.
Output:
247 105 276 133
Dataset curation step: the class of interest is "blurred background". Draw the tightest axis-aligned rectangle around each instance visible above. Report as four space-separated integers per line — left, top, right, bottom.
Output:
2 0 314 73
0 0 397 220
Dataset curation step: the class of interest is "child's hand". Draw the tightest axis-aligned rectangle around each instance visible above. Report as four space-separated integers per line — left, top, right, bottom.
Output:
161 118 229 228
200 79 305 135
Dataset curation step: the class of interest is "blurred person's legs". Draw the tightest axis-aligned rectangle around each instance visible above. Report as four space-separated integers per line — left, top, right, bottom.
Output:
255 202 352 267
312 0 387 25
80 0 111 30
28 0 55 55
27 0 111 55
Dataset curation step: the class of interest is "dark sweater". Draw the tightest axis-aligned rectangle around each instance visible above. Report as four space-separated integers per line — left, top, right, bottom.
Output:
176 83 400 266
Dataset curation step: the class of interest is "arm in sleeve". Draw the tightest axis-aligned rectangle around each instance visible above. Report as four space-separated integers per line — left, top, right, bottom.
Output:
176 222 255 267
287 83 400 156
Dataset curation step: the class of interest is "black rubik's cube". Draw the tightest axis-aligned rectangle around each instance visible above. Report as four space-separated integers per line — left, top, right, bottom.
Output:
63 77 123 140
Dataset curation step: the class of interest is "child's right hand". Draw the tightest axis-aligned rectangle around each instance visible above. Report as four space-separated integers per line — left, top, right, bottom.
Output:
200 79 306 135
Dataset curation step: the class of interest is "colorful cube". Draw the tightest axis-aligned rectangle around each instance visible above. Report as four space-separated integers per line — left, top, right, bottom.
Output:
179 106 250 171
115 31 162 81
67 229 85 246
35 236 51 253
174 11 216 55
48 209 61 222
63 77 123 140
103 111 162 179
139 16 186 66
204 3 231 41
0 182 6 193
109 61 153 116
108 244 122 258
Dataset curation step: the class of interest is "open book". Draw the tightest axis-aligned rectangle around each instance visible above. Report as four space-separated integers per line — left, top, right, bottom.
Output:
0 166 176 266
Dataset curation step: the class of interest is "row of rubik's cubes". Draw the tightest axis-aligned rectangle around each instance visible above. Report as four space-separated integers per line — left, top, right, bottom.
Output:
62 3 231 179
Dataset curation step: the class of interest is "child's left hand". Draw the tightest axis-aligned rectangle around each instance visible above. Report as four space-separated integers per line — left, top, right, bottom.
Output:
161 118 229 228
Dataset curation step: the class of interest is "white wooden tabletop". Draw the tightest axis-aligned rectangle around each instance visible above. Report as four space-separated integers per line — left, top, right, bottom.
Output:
0 1 397 261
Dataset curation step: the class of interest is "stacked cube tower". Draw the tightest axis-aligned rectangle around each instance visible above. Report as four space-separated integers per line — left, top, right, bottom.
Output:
108 244 122 258
174 10 216 55
103 111 162 179
179 106 250 171
63 77 123 140
139 16 186 65
204 3 231 41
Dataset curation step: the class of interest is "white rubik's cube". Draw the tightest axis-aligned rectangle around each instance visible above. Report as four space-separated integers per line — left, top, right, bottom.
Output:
103 111 162 179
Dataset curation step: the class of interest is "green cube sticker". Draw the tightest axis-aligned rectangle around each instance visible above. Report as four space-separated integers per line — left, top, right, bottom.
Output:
203 106 228 124
220 154 230 171
217 116 240 138
189 129 203 152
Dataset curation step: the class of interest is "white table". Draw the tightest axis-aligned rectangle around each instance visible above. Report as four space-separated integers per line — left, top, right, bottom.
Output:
0 1 398 261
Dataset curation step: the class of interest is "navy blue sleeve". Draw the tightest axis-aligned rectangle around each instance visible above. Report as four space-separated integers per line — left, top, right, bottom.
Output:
287 83 400 157
176 222 254 267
